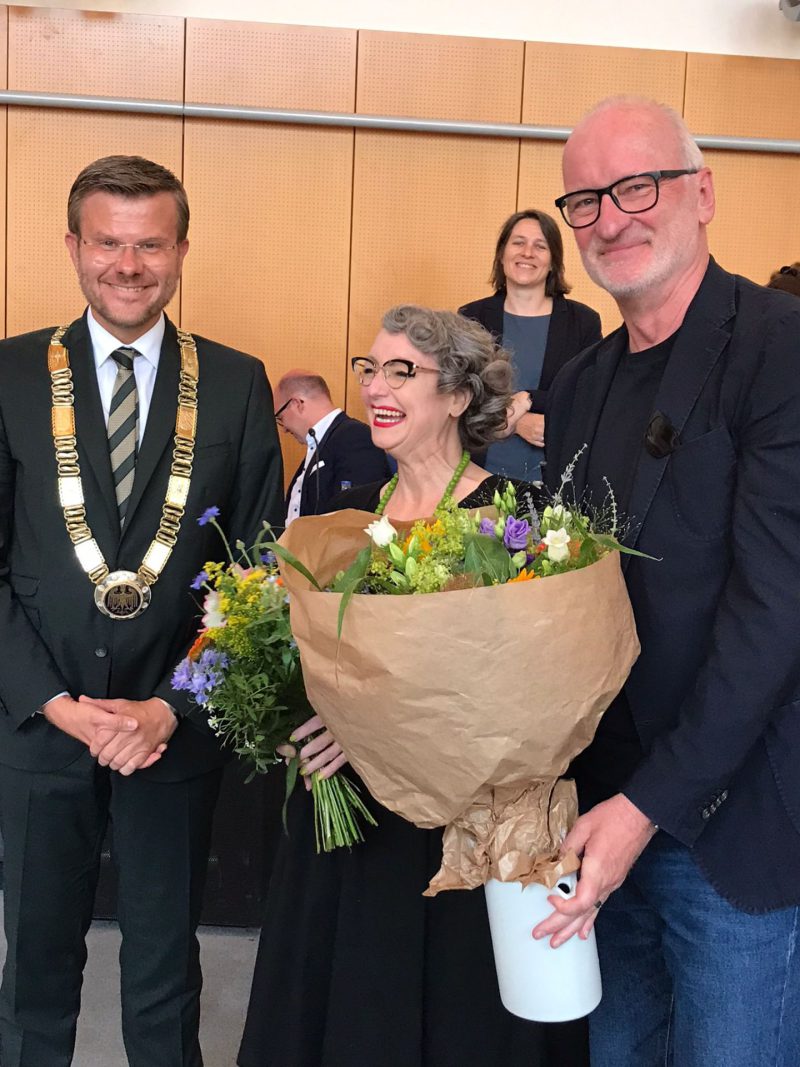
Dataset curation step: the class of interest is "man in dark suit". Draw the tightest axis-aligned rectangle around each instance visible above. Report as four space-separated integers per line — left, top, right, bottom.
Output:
276 369 390 524
535 98 800 1064
0 156 283 1066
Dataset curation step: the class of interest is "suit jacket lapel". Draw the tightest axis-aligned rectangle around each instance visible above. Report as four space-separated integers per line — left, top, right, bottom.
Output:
558 328 627 502
121 319 180 536
67 315 120 541
623 260 735 562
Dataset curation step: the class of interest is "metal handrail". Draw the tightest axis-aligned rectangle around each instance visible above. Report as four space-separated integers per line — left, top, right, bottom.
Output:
2 89 798 154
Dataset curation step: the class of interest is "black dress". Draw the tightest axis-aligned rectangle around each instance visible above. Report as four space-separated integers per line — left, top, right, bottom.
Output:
238 476 589 1067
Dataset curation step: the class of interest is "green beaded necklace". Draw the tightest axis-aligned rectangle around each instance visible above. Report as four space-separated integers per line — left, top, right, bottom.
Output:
374 449 471 516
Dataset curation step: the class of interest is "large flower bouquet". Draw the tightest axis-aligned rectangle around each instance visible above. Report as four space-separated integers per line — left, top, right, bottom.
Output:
172 507 376 853
275 456 643 893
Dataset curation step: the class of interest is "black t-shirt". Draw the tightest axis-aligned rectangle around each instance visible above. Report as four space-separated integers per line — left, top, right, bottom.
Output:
572 332 675 807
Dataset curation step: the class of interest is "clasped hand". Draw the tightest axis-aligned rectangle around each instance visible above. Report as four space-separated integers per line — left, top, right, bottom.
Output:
42 694 177 776
277 714 346 791
531 793 657 948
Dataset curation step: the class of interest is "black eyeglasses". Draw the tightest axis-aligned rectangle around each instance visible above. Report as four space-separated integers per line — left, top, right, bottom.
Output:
351 357 439 390
274 396 297 419
780 265 799 278
554 170 698 229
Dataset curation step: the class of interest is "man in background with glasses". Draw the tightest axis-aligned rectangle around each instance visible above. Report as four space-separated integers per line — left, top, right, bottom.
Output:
0 156 283 1066
536 97 800 1065
276 369 390 525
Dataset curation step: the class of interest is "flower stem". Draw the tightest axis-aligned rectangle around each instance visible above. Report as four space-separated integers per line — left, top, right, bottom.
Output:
310 770 378 852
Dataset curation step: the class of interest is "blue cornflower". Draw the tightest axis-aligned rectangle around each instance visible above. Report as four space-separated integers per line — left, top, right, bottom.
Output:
191 570 208 591
198 506 221 526
260 551 277 565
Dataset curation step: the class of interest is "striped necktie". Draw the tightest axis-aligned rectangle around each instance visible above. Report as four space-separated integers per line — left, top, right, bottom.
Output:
108 346 140 526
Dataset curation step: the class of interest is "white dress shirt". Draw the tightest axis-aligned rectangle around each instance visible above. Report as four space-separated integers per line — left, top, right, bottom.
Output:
285 408 342 527
87 308 165 446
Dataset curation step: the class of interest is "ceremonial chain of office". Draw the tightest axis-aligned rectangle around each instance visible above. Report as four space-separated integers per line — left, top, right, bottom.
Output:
48 325 200 620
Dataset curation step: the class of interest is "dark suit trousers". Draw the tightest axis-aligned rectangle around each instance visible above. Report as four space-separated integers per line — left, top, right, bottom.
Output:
0 751 222 1067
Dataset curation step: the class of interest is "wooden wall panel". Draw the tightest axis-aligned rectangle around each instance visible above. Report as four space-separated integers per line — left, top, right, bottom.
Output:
685 54 800 141
8 6 183 98
515 139 620 334
6 7 184 337
705 150 800 288
348 132 519 415
349 31 524 417
519 43 688 333
358 31 524 122
183 22 357 483
186 20 356 111
522 42 686 127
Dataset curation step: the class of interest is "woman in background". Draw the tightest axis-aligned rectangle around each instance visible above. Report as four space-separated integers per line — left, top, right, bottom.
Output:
460 209 602 482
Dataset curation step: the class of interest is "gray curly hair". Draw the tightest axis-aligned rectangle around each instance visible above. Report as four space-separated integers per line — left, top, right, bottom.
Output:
381 305 512 450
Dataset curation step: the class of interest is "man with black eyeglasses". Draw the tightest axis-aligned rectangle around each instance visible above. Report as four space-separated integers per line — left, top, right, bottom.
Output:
536 97 800 1065
276 369 390 525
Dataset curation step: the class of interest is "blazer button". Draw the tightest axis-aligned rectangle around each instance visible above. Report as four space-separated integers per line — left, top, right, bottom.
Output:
94 646 108 658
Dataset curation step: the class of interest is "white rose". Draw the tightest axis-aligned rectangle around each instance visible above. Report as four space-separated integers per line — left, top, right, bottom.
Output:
543 527 571 563
364 515 398 547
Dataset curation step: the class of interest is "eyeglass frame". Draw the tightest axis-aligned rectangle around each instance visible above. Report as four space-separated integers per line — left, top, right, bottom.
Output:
350 356 440 389
553 169 699 230
80 237 180 258
274 396 299 420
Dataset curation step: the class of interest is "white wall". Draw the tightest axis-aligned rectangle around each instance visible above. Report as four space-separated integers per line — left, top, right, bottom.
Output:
19 0 800 60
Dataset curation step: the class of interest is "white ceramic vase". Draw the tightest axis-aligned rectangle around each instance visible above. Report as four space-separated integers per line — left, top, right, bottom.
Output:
484 873 602 1022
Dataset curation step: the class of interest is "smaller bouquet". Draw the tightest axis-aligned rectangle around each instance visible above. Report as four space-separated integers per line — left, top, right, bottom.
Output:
172 507 376 853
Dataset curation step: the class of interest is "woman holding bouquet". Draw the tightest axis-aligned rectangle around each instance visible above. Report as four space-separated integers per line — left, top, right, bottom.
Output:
238 307 588 1067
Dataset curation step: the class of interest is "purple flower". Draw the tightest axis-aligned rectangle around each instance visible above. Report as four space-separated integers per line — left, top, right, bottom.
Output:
503 516 531 551
172 658 193 691
197 506 220 526
171 649 229 705
478 518 496 537
191 570 208 590
260 551 277 565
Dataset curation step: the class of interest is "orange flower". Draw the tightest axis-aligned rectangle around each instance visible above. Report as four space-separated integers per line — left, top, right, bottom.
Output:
508 569 536 583
188 632 211 660
569 539 583 559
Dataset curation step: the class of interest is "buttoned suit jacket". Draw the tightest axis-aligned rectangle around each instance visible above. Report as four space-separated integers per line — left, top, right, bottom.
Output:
0 312 284 782
545 259 800 911
285 411 391 518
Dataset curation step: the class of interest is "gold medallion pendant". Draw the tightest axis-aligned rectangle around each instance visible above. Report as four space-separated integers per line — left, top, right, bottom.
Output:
48 325 199 620
94 570 153 620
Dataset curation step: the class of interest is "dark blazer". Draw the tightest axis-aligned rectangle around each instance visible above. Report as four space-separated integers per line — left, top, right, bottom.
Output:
285 410 391 518
545 259 800 911
0 313 284 781
458 291 602 413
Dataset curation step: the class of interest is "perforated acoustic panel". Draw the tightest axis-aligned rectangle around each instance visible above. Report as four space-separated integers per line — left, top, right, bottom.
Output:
685 54 800 141
181 120 353 486
348 131 519 418
186 20 356 111
522 42 686 128
357 31 524 123
6 109 182 337
517 140 619 336
706 150 800 288
8 7 184 99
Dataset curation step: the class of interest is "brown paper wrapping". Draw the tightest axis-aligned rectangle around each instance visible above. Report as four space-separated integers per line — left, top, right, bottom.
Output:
279 509 640 890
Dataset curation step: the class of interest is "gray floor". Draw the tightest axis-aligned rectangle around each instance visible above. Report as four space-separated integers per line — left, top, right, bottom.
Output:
0 892 259 1066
